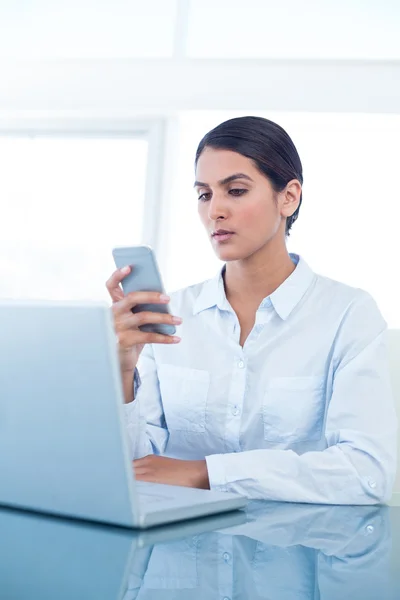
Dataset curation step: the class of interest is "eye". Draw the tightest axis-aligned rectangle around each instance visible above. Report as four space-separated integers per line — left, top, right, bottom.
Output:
198 192 212 202
229 188 248 197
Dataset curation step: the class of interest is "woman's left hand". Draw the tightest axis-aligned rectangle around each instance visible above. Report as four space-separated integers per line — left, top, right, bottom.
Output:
133 456 210 489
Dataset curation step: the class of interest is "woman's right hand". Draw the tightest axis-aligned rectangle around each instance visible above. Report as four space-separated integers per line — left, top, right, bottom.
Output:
106 266 182 373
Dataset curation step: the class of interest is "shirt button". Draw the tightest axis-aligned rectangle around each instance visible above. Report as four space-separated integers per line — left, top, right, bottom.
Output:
368 479 377 489
223 552 231 562
238 360 245 369
223 597 231 600
365 524 374 534
232 406 240 416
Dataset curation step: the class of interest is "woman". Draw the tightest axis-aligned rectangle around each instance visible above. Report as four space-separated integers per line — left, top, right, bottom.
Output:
107 116 397 504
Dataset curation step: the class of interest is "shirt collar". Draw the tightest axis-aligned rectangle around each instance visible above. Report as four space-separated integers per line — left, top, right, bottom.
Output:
193 254 316 320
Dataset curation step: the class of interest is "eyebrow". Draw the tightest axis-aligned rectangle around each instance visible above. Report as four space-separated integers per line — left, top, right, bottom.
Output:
194 172 254 188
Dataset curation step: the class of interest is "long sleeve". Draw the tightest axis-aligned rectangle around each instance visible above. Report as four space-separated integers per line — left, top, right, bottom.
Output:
206 321 397 504
124 344 169 460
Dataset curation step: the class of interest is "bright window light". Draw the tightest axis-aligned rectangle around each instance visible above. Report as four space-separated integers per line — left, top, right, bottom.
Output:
187 0 400 59
0 0 178 58
0 136 148 301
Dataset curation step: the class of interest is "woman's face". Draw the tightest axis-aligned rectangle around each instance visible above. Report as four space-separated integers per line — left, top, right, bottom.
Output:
195 147 300 262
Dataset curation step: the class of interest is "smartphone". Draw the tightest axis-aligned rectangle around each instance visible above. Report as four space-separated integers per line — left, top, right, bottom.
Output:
112 245 176 336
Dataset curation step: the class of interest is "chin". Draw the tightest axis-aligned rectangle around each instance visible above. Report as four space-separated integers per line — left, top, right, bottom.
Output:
213 244 252 262
212 235 272 262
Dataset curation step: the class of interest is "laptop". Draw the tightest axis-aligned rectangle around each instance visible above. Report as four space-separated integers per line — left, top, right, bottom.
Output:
0 301 247 528
0 505 247 600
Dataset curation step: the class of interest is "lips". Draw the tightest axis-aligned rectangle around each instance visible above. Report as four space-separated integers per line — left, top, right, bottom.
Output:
212 229 235 236
211 229 235 243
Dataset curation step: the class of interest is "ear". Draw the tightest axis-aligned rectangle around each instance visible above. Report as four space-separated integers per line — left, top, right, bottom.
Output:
279 179 302 218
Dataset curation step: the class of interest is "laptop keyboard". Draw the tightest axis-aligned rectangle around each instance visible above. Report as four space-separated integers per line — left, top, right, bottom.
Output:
138 492 172 505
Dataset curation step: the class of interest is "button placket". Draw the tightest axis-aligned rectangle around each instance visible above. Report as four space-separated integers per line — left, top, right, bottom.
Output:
225 347 247 451
218 535 233 600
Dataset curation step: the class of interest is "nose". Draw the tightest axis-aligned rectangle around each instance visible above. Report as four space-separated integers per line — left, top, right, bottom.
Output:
207 192 228 222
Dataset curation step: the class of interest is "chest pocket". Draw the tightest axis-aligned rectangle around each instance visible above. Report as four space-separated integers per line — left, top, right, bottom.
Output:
262 376 325 444
142 537 199 590
252 543 316 599
158 364 210 433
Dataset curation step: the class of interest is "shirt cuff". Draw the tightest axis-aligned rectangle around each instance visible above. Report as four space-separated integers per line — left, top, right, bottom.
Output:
124 395 141 419
205 453 229 492
124 394 150 459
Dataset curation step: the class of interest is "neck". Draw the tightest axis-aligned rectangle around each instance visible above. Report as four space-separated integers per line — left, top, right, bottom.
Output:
224 240 296 306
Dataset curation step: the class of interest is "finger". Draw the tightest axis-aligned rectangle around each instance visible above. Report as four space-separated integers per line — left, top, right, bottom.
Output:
106 266 131 303
114 291 170 316
134 472 156 482
133 461 152 476
118 330 181 347
133 467 150 475
133 466 146 475
133 456 161 466
119 311 182 331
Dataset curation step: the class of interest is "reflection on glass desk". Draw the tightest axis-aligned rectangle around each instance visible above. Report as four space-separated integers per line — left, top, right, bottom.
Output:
1 501 399 600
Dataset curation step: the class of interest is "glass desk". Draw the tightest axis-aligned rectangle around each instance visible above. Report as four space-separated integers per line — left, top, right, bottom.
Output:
1 497 399 599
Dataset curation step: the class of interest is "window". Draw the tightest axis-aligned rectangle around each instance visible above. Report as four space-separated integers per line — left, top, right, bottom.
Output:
163 111 400 328
0 0 178 58
0 135 148 301
187 0 400 59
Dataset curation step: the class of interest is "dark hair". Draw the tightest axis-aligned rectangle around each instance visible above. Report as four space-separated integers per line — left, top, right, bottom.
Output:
195 116 303 235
